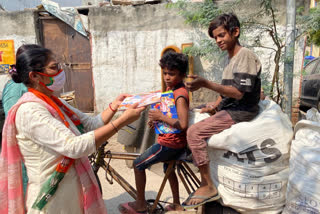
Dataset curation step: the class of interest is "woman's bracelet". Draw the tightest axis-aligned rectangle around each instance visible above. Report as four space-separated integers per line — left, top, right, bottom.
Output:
109 102 117 112
110 121 118 132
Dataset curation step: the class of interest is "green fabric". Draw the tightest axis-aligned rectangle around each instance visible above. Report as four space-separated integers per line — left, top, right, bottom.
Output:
77 124 85 134
2 80 28 117
21 162 28 196
46 77 54 86
32 171 65 210
32 117 85 210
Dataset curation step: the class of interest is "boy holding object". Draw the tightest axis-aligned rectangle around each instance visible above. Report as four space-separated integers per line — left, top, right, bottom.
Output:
118 51 189 213
183 13 262 209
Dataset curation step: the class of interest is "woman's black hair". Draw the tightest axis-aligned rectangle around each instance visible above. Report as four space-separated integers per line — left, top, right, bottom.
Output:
208 13 240 39
159 51 188 76
12 48 53 85
16 44 42 58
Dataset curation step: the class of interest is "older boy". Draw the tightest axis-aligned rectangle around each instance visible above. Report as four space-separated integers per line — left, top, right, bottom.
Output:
184 13 261 209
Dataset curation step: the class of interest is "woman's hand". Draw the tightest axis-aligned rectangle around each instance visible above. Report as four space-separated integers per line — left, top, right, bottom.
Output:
111 93 132 110
148 109 163 122
119 103 145 126
185 75 208 92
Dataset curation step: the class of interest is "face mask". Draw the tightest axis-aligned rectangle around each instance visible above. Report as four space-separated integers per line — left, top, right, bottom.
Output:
37 69 66 92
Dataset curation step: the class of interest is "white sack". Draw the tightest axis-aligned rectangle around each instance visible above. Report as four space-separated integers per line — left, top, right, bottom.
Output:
283 108 320 214
189 100 293 213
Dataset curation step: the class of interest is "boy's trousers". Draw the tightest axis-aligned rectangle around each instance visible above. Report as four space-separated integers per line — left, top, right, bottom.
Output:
187 110 235 167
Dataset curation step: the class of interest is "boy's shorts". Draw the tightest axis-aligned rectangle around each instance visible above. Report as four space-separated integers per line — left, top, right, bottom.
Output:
134 143 185 172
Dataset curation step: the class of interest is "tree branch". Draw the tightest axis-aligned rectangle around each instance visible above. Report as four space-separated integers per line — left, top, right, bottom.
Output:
248 45 277 52
270 5 281 46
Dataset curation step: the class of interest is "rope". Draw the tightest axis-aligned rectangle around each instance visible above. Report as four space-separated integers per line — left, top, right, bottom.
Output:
104 150 114 184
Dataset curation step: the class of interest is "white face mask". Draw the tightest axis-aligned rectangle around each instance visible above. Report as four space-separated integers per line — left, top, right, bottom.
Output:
39 70 66 92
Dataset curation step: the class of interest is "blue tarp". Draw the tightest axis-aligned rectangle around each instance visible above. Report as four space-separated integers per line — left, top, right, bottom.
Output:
304 55 316 67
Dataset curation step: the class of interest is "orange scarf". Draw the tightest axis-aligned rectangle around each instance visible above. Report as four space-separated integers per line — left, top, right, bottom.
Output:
28 88 84 133
0 91 107 213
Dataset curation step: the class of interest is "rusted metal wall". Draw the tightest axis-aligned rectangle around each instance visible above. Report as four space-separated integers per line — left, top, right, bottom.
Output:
39 16 94 112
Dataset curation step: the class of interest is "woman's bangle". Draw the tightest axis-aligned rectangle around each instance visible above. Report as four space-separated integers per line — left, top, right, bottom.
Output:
109 102 117 112
110 121 118 132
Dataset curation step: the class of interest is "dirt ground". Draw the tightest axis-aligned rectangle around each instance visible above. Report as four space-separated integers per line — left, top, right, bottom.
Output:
98 134 194 214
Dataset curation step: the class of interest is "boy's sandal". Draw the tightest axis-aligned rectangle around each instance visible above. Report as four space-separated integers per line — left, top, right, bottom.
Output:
182 191 195 206
182 192 221 210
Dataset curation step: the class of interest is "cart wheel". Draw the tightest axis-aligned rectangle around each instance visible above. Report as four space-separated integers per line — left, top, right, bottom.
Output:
146 199 164 214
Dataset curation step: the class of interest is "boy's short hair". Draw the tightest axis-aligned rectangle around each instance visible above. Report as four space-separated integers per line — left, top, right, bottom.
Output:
159 51 188 76
208 13 240 39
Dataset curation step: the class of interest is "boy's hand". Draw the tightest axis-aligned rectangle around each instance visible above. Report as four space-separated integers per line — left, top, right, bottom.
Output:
200 102 218 115
185 75 208 92
148 109 163 121
200 106 217 115
147 120 155 129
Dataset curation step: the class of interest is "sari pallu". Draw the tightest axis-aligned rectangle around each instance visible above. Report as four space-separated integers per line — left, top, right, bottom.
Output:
0 92 107 214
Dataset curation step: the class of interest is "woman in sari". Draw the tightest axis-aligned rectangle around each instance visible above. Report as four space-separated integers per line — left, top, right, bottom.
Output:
0 47 144 214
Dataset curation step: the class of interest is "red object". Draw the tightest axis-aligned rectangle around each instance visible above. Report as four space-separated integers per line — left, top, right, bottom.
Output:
109 102 117 112
118 202 147 214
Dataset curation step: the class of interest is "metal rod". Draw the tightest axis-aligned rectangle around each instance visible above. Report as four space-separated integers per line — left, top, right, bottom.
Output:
104 152 140 160
105 156 137 160
105 152 140 157
177 165 192 194
150 161 175 213
180 164 197 192
182 162 201 186
101 162 137 200
283 0 296 119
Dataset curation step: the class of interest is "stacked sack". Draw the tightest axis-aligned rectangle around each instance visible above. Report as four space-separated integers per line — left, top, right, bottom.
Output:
283 108 320 214
189 100 293 213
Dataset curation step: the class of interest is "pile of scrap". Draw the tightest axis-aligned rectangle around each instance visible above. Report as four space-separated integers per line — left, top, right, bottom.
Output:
60 91 77 108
